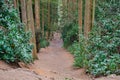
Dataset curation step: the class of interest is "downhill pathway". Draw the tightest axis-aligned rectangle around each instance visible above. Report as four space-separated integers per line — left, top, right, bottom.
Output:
0 33 119 80
29 33 91 80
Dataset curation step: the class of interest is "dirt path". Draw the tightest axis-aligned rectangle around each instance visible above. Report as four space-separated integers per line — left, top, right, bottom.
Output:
29 33 91 80
0 32 119 80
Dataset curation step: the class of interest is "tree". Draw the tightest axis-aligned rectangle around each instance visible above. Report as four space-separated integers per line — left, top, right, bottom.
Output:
35 0 40 30
35 0 41 52
20 0 27 30
78 0 83 41
84 0 92 38
47 0 51 40
72 0 76 11
13 0 17 8
91 0 96 28
26 0 38 59
42 3 45 38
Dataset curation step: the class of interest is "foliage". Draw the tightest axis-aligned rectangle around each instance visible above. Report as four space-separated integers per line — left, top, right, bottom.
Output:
40 38 49 48
61 22 79 48
68 35 88 68
0 1 33 64
88 51 120 76
40 0 58 38
87 0 120 76
62 0 120 77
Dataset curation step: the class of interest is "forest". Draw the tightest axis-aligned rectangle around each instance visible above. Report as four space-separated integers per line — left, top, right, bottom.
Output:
0 0 120 80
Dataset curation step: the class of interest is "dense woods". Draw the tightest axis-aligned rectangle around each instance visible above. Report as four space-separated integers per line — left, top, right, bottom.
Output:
0 0 120 78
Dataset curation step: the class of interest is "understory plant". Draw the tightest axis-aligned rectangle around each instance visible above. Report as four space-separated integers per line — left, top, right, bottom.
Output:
40 37 49 48
68 35 89 68
0 1 33 64
87 0 120 76
62 0 120 77
61 22 79 48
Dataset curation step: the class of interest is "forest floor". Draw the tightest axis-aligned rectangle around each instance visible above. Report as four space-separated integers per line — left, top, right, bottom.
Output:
0 33 120 80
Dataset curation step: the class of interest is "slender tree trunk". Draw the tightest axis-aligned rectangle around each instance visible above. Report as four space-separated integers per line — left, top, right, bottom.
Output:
20 0 27 29
42 4 45 38
26 0 38 59
78 0 83 41
13 0 17 8
72 0 76 11
49 1 54 40
91 0 96 28
84 0 92 38
47 0 51 40
35 0 40 52
62 0 66 7
35 0 40 30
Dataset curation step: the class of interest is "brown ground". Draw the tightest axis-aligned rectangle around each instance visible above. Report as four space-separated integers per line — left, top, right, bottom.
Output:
0 32 119 80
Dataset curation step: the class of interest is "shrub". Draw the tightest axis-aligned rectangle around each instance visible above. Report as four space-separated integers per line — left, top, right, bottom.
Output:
88 52 120 76
87 0 120 76
68 35 89 68
0 1 33 64
62 0 120 77
40 38 49 48
61 22 79 48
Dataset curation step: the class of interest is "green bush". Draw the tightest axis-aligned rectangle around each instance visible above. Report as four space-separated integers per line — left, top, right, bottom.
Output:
87 0 120 76
88 52 120 76
68 35 88 68
40 38 49 48
61 22 79 48
0 1 33 64
62 0 120 77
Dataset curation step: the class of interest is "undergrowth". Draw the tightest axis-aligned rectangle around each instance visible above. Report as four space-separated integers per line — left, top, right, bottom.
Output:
61 22 78 48
62 0 120 77
40 37 49 48
0 1 33 64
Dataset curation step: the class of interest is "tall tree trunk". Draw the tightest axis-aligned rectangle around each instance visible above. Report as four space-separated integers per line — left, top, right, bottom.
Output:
47 0 51 40
91 0 96 28
78 0 83 41
49 1 53 40
35 0 40 52
35 0 40 30
72 0 76 11
42 4 45 38
84 0 92 38
13 0 17 8
20 0 27 29
26 0 38 59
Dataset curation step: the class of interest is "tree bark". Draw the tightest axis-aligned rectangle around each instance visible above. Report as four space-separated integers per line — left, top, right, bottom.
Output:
20 0 27 29
78 0 83 35
47 0 51 40
91 0 96 28
42 4 45 38
13 0 17 8
35 0 41 52
72 0 76 10
84 0 92 38
35 0 40 30
26 0 38 59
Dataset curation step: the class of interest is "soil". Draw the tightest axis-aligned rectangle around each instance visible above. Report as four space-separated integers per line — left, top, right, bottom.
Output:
0 32 119 80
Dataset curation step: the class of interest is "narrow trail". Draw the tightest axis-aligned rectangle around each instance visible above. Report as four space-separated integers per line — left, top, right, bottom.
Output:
0 33 119 80
29 33 91 80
